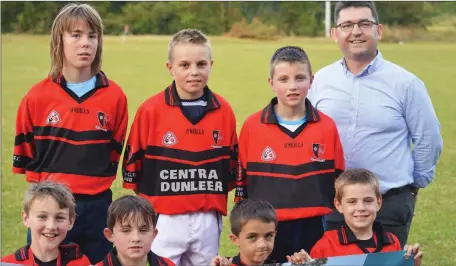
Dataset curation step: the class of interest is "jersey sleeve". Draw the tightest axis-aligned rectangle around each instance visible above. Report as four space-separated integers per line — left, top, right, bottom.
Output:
12 95 36 179
122 105 149 191
334 125 345 177
234 119 249 202
228 109 239 192
110 93 128 174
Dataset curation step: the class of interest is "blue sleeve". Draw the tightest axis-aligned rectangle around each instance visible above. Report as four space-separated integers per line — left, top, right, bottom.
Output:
404 77 443 188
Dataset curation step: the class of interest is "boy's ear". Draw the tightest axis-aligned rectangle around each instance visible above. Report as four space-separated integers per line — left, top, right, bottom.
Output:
22 210 30 228
310 74 314 85
229 233 240 248
210 60 214 67
103 228 115 243
68 217 75 231
166 62 173 76
377 195 383 211
153 228 158 239
268 77 274 91
334 198 343 214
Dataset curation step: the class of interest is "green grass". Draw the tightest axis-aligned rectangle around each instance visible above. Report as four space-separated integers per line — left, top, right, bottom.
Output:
2 35 455 265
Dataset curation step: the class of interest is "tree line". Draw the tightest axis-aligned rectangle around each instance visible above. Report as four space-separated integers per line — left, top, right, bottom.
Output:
2 2 455 36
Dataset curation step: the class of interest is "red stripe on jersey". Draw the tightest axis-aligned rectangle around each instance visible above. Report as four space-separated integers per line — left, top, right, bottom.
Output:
247 169 335 179
145 155 231 166
34 136 110 145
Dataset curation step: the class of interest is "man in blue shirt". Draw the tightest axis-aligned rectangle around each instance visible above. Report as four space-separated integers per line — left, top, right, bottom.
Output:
308 1 443 247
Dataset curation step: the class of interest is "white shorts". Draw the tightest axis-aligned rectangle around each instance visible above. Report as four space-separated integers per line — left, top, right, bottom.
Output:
151 211 223 266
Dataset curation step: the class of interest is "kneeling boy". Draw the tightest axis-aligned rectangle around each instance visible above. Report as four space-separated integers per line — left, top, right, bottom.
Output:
97 195 174 266
1 181 90 265
211 198 311 266
311 169 423 266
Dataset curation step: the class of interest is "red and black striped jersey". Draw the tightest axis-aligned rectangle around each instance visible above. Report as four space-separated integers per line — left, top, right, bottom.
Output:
310 221 401 258
235 98 344 221
1 243 91 266
123 82 238 216
96 248 174 266
13 72 128 195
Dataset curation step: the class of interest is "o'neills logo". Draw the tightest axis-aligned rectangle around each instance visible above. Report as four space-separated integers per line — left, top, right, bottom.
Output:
160 168 223 193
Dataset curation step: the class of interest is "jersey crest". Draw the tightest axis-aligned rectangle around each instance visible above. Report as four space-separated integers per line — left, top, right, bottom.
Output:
46 110 61 125
261 146 276 161
211 130 223 148
162 131 178 146
96 111 110 131
311 143 326 162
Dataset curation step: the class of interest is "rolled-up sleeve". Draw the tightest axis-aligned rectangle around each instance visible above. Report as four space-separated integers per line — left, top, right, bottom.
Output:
405 77 443 188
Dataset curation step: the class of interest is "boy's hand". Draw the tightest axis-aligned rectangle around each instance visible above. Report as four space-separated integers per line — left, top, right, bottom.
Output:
211 255 231 266
404 243 423 266
286 249 312 265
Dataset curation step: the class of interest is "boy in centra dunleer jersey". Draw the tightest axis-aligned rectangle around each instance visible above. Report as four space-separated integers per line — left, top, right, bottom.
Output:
122 29 238 266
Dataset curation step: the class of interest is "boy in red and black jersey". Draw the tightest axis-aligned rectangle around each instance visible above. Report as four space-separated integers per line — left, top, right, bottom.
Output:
310 169 423 266
235 46 345 263
1 182 90 266
210 198 311 266
12 3 128 263
122 29 238 266
95 196 174 266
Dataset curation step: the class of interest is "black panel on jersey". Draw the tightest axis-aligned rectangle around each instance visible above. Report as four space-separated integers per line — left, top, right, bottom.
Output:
247 172 336 209
27 139 117 177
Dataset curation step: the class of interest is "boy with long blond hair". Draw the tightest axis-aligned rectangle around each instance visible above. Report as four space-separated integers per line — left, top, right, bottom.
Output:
13 3 128 263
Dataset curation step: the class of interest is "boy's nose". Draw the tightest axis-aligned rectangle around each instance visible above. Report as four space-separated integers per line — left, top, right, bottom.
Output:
46 219 58 229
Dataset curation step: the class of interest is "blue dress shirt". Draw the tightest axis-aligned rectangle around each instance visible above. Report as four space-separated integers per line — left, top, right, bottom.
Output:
308 51 443 194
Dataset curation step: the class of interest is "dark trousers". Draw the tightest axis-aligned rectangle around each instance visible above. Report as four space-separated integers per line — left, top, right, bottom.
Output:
325 185 416 248
27 189 113 264
268 216 324 263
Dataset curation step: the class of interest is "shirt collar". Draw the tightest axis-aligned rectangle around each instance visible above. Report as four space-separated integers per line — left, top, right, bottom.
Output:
14 243 82 266
260 97 320 124
340 50 384 76
164 80 220 111
231 253 273 266
102 248 165 266
231 254 248 266
337 221 395 246
52 71 109 89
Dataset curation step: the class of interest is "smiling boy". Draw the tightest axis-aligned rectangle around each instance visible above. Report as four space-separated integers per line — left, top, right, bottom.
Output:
122 29 238 266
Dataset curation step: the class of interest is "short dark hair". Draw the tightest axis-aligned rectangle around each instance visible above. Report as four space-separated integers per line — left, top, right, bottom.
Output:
335 168 381 202
107 195 157 231
270 46 312 78
230 198 277 236
334 1 379 24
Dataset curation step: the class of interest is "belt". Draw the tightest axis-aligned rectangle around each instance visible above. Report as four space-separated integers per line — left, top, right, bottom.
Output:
382 185 412 198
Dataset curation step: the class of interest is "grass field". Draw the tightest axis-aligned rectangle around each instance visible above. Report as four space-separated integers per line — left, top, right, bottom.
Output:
2 35 455 265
